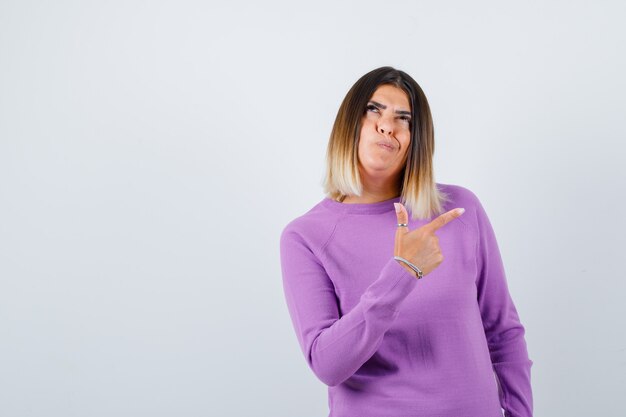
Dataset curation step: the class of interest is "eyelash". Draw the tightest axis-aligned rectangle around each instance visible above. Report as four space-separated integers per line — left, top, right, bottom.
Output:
366 104 411 124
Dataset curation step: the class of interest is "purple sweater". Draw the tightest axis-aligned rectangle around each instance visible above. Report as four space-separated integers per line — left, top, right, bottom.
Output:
279 183 533 417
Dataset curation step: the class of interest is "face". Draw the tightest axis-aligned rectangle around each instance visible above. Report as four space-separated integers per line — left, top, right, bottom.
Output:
357 84 412 181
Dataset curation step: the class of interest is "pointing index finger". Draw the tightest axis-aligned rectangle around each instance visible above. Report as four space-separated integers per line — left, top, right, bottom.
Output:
425 208 465 232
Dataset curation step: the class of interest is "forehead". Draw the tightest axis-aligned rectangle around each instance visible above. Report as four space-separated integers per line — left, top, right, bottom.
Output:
369 84 410 109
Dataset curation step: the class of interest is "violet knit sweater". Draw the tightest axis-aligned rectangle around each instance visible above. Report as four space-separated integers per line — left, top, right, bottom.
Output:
279 183 533 417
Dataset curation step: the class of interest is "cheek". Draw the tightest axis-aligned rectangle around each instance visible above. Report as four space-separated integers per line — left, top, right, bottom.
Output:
357 120 373 144
360 118 374 133
400 132 411 149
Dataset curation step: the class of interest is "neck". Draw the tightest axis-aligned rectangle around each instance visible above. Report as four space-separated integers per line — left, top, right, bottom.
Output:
341 175 401 204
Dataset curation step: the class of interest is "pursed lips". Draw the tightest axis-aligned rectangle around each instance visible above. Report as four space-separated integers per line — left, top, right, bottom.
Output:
376 140 396 151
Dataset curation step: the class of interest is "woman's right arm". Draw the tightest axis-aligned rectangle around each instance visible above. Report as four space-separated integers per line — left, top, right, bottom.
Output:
279 227 418 387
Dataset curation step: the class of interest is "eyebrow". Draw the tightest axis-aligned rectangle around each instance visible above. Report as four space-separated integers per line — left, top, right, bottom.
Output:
369 100 411 116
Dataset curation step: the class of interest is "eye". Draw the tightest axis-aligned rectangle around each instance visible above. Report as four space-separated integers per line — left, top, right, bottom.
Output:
365 104 379 113
398 115 411 124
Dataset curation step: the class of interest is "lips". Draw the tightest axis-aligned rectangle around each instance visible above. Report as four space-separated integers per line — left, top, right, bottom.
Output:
376 140 396 151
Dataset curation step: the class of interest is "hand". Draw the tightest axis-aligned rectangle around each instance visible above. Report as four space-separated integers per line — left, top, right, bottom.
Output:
393 203 465 278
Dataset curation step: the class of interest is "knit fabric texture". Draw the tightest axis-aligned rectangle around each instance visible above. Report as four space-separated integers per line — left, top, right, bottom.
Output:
279 183 533 417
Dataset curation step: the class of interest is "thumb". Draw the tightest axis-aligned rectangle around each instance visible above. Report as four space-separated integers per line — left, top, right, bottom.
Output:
394 203 409 235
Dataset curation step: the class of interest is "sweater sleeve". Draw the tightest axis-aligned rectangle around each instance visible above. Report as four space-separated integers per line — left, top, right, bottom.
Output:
279 226 418 387
474 196 534 417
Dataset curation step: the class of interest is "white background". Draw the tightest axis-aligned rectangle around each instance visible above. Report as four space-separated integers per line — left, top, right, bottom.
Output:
1 1 625 416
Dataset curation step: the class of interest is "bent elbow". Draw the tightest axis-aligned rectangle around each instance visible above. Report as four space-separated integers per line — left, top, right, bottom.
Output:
310 365 346 387
308 350 350 387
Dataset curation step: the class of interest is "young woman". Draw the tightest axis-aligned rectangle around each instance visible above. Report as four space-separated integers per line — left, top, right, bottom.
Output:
279 66 533 417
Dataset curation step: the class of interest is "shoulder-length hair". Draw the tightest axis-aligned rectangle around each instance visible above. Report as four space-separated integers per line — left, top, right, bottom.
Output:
321 66 451 221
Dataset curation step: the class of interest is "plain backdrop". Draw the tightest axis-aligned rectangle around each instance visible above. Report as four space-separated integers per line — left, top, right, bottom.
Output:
1 1 625 416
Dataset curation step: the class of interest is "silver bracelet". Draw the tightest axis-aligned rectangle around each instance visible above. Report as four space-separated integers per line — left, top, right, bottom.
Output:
393 256 424 279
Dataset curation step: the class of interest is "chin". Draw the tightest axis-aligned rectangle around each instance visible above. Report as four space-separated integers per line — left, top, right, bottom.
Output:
360 162 395 175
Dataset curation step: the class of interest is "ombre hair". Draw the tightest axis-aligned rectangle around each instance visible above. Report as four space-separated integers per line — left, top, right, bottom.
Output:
321 66 451 220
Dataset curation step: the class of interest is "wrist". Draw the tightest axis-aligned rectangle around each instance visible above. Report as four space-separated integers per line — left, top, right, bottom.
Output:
394 256 424 279
397 261 418 278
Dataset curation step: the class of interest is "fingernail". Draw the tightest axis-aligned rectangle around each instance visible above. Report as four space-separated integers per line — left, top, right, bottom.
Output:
394 203 401 213
456 208 465 215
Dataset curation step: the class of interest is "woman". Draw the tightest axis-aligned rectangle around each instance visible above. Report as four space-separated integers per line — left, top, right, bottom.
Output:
279 66 533 417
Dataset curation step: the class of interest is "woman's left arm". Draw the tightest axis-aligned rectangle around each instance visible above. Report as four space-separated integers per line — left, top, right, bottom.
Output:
473 193 534 417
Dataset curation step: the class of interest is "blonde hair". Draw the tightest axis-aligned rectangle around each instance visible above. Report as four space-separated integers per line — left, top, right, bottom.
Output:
321 66 451 220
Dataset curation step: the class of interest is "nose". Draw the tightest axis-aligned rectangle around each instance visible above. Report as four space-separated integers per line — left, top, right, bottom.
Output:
377 115 394 136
